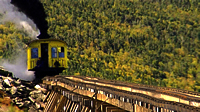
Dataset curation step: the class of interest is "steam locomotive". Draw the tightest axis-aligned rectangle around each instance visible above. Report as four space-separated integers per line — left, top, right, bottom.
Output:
27 39 67 79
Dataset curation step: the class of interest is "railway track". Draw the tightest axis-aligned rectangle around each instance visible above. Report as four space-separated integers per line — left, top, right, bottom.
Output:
1 64 200 111
42 75 200 112
55 75 200 102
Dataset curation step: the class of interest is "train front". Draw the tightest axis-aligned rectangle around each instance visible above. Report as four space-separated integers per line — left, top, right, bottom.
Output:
27 39 67 79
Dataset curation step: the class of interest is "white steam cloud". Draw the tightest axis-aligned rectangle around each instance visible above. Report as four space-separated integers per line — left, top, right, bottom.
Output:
0 0 40 38
0 0 39 81
2 52 35 81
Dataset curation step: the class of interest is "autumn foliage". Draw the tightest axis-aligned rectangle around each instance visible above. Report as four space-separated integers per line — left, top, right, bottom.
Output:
1 0 200 91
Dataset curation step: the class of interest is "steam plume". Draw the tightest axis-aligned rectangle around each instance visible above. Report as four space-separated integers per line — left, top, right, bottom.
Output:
0 0 50 80
0 0 40 81
0 0 39 38
11 0 50 39
2 52 35 81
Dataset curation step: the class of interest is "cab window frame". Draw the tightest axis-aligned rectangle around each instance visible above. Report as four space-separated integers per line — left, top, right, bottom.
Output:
51 47 57 58
58 47 65 58
31 48 38 58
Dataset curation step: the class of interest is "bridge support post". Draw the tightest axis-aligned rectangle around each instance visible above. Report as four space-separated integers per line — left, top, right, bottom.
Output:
72 95 79 102
147 103 150 109
102 104 110 112
78 96 84 111
153 106 157 112
95 101 103 112
163 108 167 112
143 102 147 108
157 107 162 112
133 100 137 112
84 98 91 109
149 104 153 110
139 101 142 106
160 107 164 112
65 99 71 111
69 102 74 111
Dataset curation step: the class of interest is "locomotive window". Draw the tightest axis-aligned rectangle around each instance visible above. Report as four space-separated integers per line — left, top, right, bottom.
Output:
51 47 57 58
59 47 64 58
31 48 38 58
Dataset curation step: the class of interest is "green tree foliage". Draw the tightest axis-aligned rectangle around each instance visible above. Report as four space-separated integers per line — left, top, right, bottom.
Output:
2 0 200 92
41 0 200 91
0 22 31 60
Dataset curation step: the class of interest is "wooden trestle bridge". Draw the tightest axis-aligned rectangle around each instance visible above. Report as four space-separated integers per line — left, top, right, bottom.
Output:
41 75 200 112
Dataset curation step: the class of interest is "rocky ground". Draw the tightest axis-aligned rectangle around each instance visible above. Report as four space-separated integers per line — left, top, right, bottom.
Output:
0 75 47 112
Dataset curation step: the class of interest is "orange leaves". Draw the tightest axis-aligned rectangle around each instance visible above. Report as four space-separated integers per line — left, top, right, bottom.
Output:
175 48 185 56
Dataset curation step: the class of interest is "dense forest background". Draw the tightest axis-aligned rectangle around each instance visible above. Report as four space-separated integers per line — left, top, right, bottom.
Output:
1 0 200 91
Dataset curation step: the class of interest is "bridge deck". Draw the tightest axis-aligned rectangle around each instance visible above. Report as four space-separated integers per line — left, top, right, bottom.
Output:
42 75 200 112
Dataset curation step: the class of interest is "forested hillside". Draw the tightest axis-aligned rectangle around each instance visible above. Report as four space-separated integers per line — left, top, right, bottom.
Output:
1 0 200 91
0 22 31 60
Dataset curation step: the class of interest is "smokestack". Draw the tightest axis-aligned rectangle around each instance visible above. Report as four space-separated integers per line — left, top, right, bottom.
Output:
11 0 50 39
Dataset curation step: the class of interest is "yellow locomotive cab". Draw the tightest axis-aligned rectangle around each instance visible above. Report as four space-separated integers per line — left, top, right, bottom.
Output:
27 39 67 77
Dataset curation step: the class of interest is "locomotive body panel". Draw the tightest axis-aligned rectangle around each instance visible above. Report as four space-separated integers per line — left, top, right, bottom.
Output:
27 39 67 77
